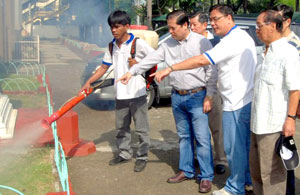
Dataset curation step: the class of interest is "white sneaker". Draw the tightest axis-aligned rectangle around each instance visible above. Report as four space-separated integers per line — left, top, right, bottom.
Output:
212 188 232 195
245 184 253 192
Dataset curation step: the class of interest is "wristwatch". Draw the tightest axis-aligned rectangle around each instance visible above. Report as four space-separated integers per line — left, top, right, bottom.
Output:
169 66 174 72
287 114 297 120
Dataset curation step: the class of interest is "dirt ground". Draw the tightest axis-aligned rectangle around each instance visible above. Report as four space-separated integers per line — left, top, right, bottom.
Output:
41 40 300 195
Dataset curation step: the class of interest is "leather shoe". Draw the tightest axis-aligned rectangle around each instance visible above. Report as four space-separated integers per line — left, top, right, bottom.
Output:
199 180 212 193
215 164 225 174
167 171 192 183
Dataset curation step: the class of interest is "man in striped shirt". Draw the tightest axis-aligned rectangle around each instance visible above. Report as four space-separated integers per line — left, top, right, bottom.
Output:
250 9 300 194
273 4 300 195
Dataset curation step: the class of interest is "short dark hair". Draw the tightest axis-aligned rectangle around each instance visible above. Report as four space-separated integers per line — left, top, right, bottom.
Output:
272 4 294 21
261 9 283 33
108 10 131 27
209 4 234 21
190 11 208 23
166 10 189 26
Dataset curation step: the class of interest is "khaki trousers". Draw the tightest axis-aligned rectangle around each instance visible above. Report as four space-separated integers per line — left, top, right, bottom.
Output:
250 132 286 195
208 93 227 165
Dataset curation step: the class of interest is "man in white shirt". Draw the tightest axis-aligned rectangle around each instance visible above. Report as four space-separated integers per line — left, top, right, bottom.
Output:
250 9 300 195
273 4 300 195
190 11 214 39
152 5 257 195
80 10 154 172
190 11 227 175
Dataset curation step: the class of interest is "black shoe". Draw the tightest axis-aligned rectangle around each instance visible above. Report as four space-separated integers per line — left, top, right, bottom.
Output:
109 156 131 166
134 159 147 172
215 164 225 174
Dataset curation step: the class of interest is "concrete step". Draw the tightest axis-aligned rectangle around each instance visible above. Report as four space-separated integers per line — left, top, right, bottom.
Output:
0 95 9 120
0 104 12 128
0 109 17 139
0 95 12 127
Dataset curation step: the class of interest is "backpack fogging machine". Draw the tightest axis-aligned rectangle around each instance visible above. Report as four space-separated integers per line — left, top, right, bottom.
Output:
41 70 114 129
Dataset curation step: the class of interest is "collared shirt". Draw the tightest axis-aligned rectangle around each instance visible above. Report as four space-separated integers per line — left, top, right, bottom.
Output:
102 33 155 100
287 31 300 55
251 38 300 135
204 30 214 40
204 26 257 111
129 31 217 96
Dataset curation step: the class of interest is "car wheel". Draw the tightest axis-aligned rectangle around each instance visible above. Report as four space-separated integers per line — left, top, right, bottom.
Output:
146 85 155 109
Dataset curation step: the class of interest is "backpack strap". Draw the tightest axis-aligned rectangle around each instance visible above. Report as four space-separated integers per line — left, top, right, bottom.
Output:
108 41 113 57
130 37 139 59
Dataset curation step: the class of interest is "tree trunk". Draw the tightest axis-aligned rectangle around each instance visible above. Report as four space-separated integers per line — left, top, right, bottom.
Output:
269 0 276 8
296 0 299 12
243 0 248 13
147 0 152 29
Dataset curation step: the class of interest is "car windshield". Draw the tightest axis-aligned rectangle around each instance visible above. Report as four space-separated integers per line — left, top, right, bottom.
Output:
158 23 263 48
159 32 170 42
207 24 263 47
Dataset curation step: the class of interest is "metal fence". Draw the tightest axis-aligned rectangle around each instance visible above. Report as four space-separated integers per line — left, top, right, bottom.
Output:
13 36 40 63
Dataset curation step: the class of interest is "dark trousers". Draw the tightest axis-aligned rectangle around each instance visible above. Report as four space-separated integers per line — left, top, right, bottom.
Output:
286 170 295 195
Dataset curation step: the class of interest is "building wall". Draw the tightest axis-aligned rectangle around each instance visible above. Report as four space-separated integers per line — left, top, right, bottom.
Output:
0 0 5 61
0 0 21 62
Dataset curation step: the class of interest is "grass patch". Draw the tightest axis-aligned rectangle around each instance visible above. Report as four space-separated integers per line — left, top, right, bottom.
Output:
0 74 41 92
7 94 47 109
0 147 57 195
0 73 58 195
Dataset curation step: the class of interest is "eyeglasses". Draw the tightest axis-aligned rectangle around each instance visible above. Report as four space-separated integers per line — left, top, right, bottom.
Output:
255 22 270 30
209 15 226 23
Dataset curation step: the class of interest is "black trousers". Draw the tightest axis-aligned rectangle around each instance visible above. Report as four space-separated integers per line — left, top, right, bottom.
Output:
286 170 295 195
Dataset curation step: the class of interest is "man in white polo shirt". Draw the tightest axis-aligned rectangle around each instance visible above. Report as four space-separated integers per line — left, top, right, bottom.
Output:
80 10 154 172
153 4 257 195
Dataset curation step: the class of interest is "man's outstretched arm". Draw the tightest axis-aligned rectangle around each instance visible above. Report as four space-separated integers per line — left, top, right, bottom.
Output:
152 54 210 83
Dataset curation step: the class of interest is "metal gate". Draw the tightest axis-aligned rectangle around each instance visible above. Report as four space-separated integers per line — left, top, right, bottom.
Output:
13 36 40 63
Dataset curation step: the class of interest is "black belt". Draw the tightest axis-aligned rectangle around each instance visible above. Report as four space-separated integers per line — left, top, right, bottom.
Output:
174 87 206 95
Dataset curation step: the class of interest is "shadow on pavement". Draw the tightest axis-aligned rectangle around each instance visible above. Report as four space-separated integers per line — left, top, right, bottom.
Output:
148 129 179 173
82 98 115 111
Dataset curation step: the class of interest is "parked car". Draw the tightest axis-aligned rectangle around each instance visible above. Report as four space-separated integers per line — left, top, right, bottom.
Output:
81 20 263 109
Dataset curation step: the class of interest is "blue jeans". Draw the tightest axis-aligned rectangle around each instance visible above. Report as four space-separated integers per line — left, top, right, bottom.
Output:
223 103 252 195
171 89 214 181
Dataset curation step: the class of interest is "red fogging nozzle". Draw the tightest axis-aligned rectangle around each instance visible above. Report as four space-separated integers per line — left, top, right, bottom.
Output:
41 113 60 129
41 89 93 130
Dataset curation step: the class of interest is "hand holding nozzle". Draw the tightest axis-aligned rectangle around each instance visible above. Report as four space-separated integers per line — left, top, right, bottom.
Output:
41 85 94 129
78 82 93 97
